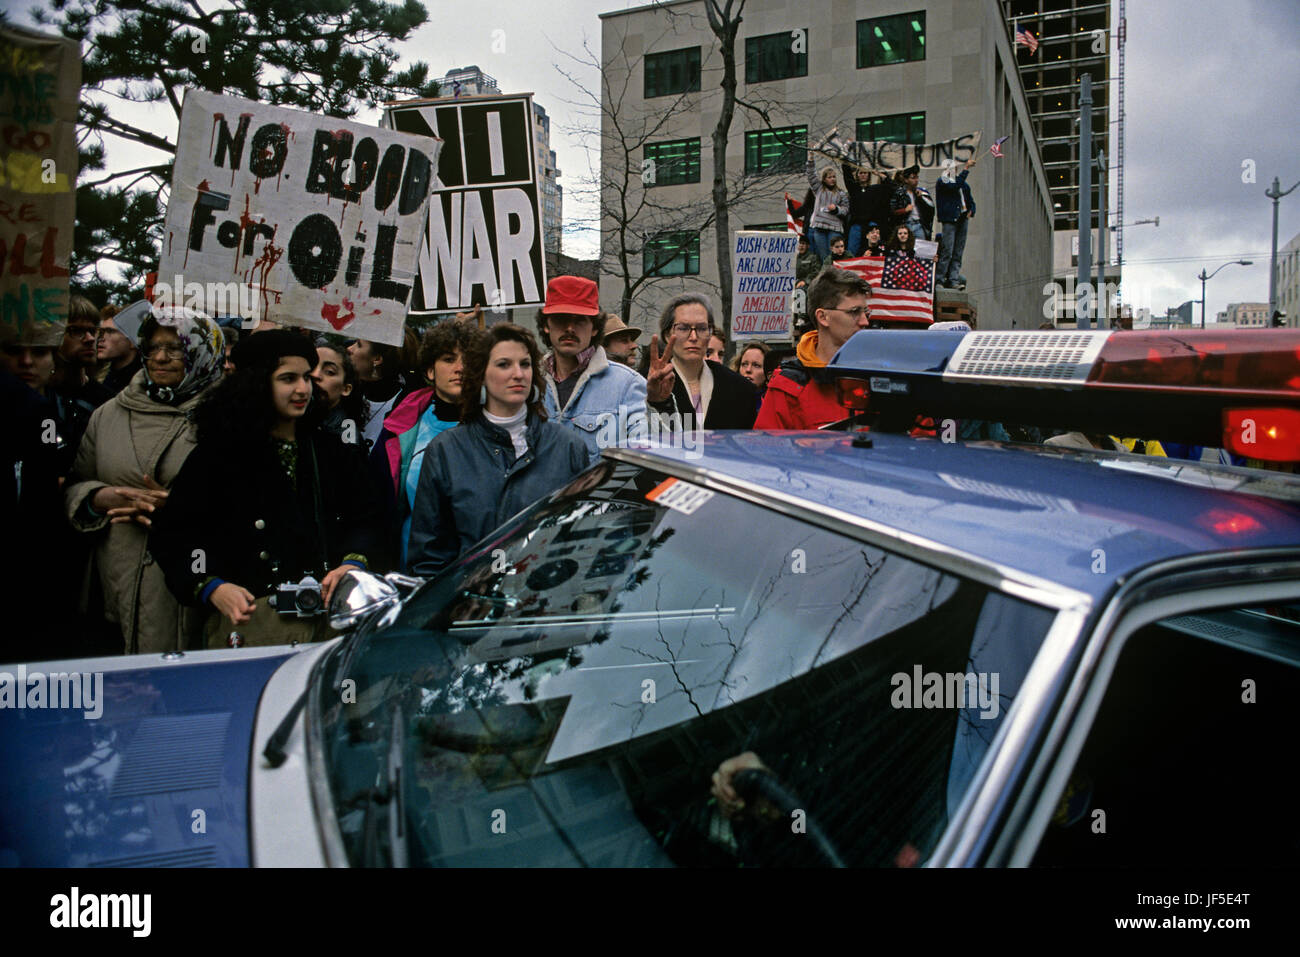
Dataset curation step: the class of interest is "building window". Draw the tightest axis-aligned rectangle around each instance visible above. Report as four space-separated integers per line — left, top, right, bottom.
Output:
644 138 701 186
857 12 926 68
645 46 702 99
744 125 807 175
856 112 925 144
745 29 809 83
643 231 701 277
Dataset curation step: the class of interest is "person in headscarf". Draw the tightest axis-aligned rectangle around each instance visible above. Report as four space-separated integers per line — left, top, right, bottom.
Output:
63 306 226 654
150 330 384 647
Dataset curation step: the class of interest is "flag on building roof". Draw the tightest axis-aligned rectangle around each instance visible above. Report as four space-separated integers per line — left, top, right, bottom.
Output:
990 135 1009 158
835 251 934 325
785 193 806 236
1014 28 1039 54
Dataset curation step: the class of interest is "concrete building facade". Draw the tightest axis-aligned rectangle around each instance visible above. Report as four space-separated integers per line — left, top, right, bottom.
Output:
598 0 1054 337
1001 1 1120 325
1276 231 1300 329
1224 301 1269 328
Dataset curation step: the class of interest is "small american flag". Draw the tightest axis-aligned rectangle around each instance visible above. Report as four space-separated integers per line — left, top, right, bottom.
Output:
784 193 805 236
835 252 934 324
989 135 1009 158
1014 28 1039 54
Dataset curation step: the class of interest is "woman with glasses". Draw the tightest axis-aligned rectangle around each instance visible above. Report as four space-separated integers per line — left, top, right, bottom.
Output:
406 324 590 578
150 330 384 647
645 293 757 431
63 307 226 654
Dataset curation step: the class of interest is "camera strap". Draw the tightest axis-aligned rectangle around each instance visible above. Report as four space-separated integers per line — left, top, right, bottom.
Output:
307 438 329 577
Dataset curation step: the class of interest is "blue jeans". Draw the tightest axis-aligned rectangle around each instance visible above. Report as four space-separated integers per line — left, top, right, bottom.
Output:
936 217 969 285
808 227 835 259
846 223 866 257
907 221 927 243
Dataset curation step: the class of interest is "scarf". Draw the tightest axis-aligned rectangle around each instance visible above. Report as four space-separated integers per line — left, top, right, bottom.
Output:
140 308 225 405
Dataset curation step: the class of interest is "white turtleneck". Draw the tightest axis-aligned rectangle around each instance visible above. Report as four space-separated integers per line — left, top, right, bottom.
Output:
484 406 528 459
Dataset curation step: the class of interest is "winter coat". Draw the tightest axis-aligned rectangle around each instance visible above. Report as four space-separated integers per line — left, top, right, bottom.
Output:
935 170 977 224
754 332 849 430
796 249 824 286
63 371 207 654
842 163 894 228
805 157 849 233
543 345 648 463
406 413 591 577
150 427 385 608
368 387 460 568
649 360 758 430
890 182 937 238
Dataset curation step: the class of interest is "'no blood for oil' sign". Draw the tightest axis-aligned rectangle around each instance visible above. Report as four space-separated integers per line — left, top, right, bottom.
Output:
382 94 546 315
159 90 442 344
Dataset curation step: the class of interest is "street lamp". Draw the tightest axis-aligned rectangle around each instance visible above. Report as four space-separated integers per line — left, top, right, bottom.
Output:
1197 260 1253 328
1266 176 1300 325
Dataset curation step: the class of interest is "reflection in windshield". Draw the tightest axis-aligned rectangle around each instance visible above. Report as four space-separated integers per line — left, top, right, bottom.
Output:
323 461 1056 866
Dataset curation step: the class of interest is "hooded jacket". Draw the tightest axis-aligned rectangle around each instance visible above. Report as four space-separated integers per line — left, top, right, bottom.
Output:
935 169 977 224
406 412 591 577
543 345 648 463
63 370 207 654
754 331 850 431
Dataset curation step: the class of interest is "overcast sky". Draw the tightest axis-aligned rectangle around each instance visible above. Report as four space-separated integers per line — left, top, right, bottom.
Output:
20 0 1300 320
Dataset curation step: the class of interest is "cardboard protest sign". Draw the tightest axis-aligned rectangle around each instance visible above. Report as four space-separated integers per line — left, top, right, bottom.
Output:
383 94 546 315
0 26 80 347
817 130 982 172
159 90 442 344
731 231 798 340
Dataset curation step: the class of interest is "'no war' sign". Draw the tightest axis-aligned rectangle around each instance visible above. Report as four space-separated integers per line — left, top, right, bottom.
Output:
384 94 546 314
159 90 441 344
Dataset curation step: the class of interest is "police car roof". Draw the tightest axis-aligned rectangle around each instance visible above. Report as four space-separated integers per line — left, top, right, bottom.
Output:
619 431 1300 604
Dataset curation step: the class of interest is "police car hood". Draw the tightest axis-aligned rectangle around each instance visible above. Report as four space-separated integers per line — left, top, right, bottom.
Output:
0 647 296 867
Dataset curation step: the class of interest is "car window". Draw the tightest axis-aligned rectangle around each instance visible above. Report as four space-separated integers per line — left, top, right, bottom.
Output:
324 460 1057 867
1031 601 1300 867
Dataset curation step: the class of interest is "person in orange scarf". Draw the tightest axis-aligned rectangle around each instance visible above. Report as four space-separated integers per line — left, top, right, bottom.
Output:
755 268 872 430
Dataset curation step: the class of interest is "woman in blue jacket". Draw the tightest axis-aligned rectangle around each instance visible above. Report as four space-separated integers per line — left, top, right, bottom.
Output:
406 324 591 578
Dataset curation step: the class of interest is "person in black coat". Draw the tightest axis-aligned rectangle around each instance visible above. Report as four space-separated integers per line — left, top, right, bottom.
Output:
645 293 757 431
151 331 383 643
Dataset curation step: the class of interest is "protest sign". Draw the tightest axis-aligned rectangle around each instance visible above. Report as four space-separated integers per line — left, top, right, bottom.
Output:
0 26 79 346
383 94 546 315
816 130 983 172
158 90 441 344
731 231 798 339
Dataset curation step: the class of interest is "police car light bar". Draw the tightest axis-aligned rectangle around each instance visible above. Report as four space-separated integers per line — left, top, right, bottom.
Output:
828 329 1300 459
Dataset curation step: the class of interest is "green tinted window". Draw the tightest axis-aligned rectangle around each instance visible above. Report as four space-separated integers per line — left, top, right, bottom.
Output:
644 139 701 186
645 46 702 98
857 12 926 68
744 125 807 175
746 29 809 83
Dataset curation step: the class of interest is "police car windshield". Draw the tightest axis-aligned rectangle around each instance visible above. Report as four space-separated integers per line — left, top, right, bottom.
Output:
320 461 1057 867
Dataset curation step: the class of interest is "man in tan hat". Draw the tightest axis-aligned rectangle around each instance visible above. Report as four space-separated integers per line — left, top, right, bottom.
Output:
602 313 642 368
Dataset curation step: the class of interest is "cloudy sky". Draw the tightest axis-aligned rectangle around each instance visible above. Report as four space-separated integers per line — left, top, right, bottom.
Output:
20 0 1300 320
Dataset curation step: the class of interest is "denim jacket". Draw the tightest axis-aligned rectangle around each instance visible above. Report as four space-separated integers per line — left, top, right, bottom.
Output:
405 412 590 577
543 345 648 463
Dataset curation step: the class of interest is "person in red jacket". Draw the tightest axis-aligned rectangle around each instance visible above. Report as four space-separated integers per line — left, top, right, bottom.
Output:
755 267 871 430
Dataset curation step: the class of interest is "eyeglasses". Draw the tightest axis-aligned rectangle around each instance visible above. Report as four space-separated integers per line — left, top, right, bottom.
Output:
671 323 711 339
828 306 871 319
66 326 101 340
145 343 186 359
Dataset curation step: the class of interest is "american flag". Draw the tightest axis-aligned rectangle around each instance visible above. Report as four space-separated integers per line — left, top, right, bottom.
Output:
784 192 805 236
989 135 1009 158
1014 28 1039 54
835 251 934 324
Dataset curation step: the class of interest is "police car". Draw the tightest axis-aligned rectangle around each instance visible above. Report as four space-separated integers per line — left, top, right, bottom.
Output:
2 328 1298 867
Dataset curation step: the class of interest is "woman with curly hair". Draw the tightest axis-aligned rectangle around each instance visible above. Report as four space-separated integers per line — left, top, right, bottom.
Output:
63 306 225 654
886 222 917 257
151 330 383 646
406 323 590 578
